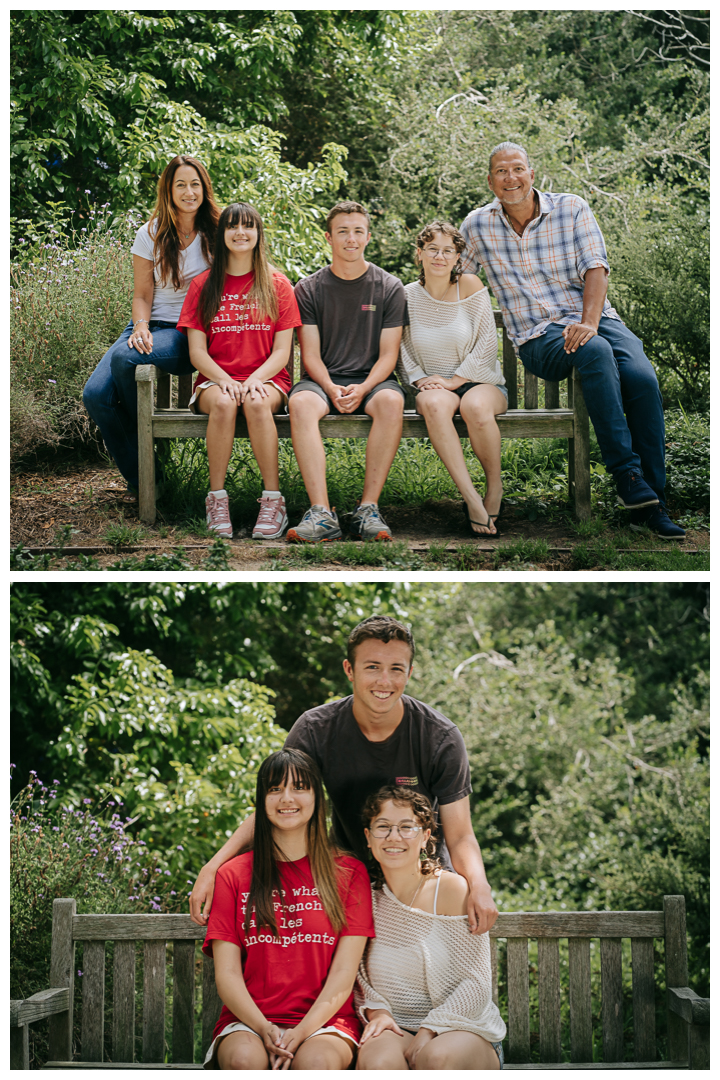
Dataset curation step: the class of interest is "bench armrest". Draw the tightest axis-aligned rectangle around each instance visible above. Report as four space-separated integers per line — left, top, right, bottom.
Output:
11 987 71 1027
135 364 158 382
667 986 709 1026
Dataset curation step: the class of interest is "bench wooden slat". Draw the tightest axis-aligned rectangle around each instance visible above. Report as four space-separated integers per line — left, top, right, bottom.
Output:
178 375 193 409
545 380 560 409
506 938 530 1064
142 942 166 1064
569 937 593 1063
491 912 664 938
600 938 624 1063
49 898 76 1064
538 938 561 1062
81 941 105 1063
202 954 222 1060
524 371 539 410
43 1061 689 1070
663 896 689 1063
172 942 195 1064
156 373 171 410
149 409 576 441
490 937 499 1008
74 915 206 941
113 940 136 1063
631 938 656 1063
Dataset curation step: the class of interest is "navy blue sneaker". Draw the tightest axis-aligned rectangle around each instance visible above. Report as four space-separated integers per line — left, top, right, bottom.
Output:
616 471 660 509
629 505 686 540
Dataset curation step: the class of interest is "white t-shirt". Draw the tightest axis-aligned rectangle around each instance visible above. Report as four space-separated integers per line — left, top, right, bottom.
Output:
130 222 211 324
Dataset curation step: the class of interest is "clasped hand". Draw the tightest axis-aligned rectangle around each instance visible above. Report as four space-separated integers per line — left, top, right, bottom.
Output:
562 321 598 353
263 1024 305 1070
218 376 269 404
328 382 366 413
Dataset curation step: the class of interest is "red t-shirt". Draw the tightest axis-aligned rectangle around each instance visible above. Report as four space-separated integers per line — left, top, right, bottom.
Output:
202 852 374 1043
177 269 301 395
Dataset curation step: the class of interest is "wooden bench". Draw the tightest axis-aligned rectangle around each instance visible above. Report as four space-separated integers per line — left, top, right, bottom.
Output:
10 894 708 1069
135 313 592 526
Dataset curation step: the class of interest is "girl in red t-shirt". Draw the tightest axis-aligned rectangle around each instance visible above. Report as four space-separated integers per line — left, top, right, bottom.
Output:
178 203 302 540
202 748 374 1070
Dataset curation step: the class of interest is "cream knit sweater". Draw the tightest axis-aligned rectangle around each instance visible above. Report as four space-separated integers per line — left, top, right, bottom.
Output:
398 280 505 389
355 885 507 1041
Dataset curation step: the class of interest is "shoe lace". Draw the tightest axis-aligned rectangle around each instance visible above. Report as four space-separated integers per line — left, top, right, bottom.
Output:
207 494 230 527
306 504 334 525
256 496 283 525
356 503 382 525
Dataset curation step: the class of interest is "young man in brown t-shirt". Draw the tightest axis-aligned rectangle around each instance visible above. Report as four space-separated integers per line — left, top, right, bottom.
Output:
286 202 408 542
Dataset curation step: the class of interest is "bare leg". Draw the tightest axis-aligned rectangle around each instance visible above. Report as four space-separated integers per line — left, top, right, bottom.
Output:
361 389 405 504
415 1029 501 1070
215 1028 270 1069
291 1033 355 1071
459 384 508 519
197 385 240 492
288 390 331 508
241 385 284 491
356 1028 414 1070
416 388 494 534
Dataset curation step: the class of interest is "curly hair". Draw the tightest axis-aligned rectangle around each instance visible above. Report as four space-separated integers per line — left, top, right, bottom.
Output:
362 785 442 888
414 220 465 286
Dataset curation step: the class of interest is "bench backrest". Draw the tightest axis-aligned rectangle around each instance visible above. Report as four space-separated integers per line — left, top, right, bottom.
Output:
163 313 555 413
47 894 689 1066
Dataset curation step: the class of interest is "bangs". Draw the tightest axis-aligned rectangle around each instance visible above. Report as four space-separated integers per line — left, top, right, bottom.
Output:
224 203 262 231
260 751 315 793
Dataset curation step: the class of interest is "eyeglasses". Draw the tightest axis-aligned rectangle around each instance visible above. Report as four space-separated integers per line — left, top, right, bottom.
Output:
423 247 456 259
369 823 423 839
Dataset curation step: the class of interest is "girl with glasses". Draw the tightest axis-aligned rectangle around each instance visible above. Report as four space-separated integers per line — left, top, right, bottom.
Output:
355 785 505 1070
398 221 508 537
202 749 373 1069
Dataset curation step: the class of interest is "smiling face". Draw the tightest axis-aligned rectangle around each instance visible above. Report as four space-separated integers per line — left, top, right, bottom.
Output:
487 148 535 208
342 637 413 720
264 767 316 838
326 212 371 264
224 217 259 258
365 799 431 874
417 230 459 283
171 164 205 215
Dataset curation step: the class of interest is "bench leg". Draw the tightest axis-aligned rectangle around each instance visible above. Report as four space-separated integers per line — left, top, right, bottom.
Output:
569 371 591 521
11 1023 29 1069
137 376 157 525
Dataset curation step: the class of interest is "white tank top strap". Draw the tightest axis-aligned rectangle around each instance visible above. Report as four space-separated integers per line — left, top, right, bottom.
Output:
433 869 443 915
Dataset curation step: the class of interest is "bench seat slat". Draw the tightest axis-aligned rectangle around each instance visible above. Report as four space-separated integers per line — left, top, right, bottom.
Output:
143 942 166 1064
569 937 593 1063
80 940 105 1062
631 937 656 1062
172 942 196 1064
74 915 206 940
113 940 136 1063
491 912 664 938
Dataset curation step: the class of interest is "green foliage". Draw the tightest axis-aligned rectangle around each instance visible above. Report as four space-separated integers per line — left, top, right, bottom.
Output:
45 648 284 869
10 771 181 1001
203 538 233 571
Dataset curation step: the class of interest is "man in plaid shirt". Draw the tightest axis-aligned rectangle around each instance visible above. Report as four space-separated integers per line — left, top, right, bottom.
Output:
460 141 684 540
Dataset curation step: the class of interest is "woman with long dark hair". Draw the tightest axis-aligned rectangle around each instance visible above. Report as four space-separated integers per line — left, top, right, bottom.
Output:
83 154 220 500
178 203 301 539
202 749 373 1070
355 785 506 1070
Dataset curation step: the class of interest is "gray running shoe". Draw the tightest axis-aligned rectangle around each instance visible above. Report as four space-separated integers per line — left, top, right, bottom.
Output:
286 505 342 543
349 502 393 541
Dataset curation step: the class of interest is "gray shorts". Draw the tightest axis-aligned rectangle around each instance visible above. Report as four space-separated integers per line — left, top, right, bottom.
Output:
287 375 405 416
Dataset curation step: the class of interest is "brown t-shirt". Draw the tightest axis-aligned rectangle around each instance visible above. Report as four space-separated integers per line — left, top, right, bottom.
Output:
284 694 472 867
293 263 408 377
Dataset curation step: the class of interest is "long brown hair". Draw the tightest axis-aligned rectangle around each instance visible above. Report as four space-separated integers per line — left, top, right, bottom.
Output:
362 785 442 889
147 154 220 290
245 749 348 938
198 203 279 332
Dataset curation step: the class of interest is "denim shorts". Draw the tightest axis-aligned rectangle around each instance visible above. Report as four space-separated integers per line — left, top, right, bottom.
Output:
454 381 508 402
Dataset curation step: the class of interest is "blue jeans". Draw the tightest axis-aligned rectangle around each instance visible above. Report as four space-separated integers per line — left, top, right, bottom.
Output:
82 320 194 491
519 318 666 504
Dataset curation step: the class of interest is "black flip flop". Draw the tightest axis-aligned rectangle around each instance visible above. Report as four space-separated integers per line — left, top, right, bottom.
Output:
462 501 498 538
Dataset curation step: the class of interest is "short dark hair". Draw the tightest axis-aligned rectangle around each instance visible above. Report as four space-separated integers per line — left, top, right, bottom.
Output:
488 140 532 172
346 615 415 668
325 200 370 233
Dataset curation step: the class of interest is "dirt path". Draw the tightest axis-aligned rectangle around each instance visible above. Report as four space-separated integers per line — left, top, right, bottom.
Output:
11 460 707 571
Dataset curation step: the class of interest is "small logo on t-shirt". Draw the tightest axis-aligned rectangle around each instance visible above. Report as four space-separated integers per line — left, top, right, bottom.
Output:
361 304 377 311
396 776 418 786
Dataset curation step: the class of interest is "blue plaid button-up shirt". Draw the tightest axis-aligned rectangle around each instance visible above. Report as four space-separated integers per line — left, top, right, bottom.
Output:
460 190 622 347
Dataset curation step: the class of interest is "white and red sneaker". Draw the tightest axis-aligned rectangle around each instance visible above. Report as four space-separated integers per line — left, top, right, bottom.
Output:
252 494 288 539
205 491 233 538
